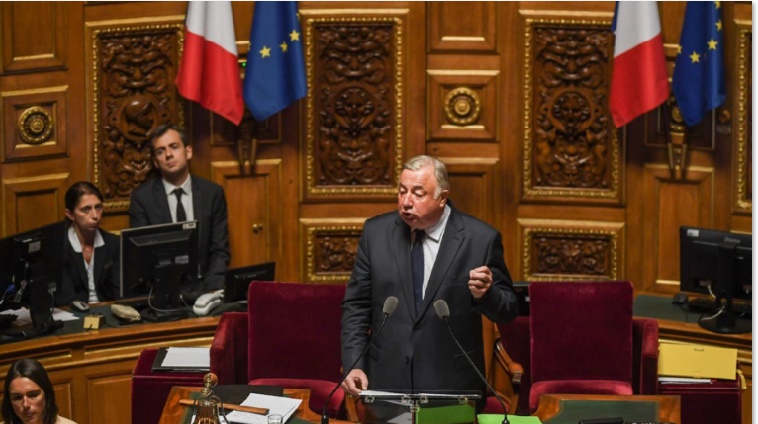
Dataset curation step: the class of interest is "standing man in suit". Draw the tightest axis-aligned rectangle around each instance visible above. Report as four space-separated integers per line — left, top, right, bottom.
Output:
129 124 230 294
340 155 518 408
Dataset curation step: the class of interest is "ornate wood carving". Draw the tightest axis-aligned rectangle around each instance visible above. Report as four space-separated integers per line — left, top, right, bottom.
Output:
1 86 68 161
301 219 364 283
303 14 405 199
734 21 752 214
427 71 498 141
522 17 621 204
520 219 623 281
89 20 184 210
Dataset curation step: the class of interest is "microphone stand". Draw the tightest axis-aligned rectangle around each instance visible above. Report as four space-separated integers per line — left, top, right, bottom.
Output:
435 300 510 424
321 297 398 424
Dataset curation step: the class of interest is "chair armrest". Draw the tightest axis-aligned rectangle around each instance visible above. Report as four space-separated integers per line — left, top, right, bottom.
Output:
210 312 248 384
492 337 523 413
632 318 659 394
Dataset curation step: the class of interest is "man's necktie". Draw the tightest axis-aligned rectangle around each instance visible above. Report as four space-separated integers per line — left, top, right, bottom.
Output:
411 229 425 312
174 188 187 222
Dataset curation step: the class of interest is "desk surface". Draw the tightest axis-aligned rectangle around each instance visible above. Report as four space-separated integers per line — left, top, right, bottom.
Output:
634 293 751 354
159 386 353 424
534 394 681 424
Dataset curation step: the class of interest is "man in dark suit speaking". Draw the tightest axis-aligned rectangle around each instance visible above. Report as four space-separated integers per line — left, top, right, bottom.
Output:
340 155 518 407
128 124 230 293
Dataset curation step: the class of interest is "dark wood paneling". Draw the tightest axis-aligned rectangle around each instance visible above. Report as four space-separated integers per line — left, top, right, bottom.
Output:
2 86 68 161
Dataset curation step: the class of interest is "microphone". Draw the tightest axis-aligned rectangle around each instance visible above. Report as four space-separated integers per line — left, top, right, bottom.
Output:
321 296 399 424
434 299 510 424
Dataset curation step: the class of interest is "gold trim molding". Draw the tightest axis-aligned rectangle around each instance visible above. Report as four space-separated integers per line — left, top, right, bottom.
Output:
301 218 365 283
519 218 623 281
733 20 752 214
87 17 185 211
521 15 621 203
302 14 405 198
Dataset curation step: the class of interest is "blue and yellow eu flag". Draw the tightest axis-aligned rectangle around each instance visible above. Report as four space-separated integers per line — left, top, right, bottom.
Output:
672 1 726 127
243 1 307 121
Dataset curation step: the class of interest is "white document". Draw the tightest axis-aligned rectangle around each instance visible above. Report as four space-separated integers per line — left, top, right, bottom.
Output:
0 307 78 327
224 393 301 424
161 347 210 369
659 376 713 384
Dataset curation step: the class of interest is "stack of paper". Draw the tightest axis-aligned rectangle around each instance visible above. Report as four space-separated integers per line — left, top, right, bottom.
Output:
224 393 301 424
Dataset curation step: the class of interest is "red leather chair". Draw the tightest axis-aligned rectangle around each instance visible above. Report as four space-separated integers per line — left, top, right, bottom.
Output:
486 281 659 415
210 281 347 419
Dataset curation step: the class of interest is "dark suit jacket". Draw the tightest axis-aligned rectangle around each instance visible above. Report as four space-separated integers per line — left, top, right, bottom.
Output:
57 226 120 306
128 175 230 292
341 203 519 397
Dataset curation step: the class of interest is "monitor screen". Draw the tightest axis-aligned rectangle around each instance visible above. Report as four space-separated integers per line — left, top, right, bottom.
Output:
121 221 199 310
679 226 752 333
224 261 275 303
0 222 64 330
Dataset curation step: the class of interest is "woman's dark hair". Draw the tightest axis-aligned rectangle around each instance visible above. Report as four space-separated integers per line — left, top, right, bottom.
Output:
64 181 104 226
2 358 58 424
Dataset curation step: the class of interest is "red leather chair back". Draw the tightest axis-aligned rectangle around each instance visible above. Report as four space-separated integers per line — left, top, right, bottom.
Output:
246 281 346 383
529 281 634 384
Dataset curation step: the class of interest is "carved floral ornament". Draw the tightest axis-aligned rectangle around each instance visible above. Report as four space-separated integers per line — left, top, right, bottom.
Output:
17 106 54 145
444 87 481 126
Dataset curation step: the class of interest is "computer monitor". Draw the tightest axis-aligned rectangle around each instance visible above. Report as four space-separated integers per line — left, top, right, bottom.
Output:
121 221 199 311
224 261 275 303
0 222 64 332
679 226 752 334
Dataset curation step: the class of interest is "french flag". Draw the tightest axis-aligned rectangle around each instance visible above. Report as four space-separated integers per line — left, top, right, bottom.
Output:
175 1 244 125
609 1 669 128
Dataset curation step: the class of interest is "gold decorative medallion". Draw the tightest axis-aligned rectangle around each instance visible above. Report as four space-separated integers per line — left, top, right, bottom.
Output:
17 106 53 145
444 87 481 126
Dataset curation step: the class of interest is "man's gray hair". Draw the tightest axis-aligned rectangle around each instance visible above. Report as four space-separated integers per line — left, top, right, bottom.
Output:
403 155 450 198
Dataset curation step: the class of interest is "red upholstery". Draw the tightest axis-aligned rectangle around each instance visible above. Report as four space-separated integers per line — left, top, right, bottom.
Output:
526 281 652 413
131 348 205 424
659 375 742 424
210 281 347 418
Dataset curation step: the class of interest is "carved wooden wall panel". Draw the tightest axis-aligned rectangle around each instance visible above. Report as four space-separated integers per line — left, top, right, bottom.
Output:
85 17 184 211
518 218 623 281
52 379 74 422
2 86 68 161
2 173 68 234
521 14 622 205
427 71 498 141
0 2 66 73
211 159 282 269
301 11 408 200
427 2 497 53
300 218 364 283
641 165 714 292
734 21 752 214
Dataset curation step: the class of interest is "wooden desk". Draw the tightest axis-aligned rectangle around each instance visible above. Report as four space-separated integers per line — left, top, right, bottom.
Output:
0 304 221 424
158 386 354 424
634 293 751 424
534 394 681 424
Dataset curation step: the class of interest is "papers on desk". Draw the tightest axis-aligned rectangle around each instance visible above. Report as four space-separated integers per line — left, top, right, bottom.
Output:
224 393 301 424
159 347 210 371
0 307 78 327
658 376 713 384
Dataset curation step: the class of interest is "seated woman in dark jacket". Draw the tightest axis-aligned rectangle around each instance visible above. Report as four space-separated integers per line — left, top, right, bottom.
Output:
56 182 120 306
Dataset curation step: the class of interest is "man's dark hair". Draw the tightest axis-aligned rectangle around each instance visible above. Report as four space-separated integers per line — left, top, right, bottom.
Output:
148 124 189 154
2 358 58 424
